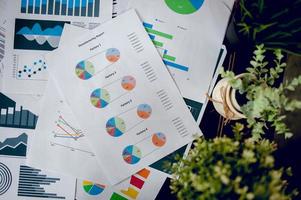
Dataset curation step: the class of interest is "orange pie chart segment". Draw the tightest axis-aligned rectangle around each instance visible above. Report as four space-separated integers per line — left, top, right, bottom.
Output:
106 48 120 63
137 104 152 119
121 76 136 91
152 132 167 147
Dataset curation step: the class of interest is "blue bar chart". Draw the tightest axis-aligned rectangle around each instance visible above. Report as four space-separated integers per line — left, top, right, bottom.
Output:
34 0 41 14
20 0 100 17
18 165 66 199
142 22 189 72
0 93 38 129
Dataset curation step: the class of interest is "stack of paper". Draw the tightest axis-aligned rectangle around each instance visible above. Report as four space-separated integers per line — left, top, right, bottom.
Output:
0 0 234 199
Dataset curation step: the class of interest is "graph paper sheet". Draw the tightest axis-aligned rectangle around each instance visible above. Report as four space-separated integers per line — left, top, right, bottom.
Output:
47 10 201 184
1 0 112 95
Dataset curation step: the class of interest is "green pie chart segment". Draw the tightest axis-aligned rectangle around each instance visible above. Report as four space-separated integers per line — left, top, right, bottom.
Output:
75 60 95 80
106 117 126 137
122 145 142 164
165 0 204 15
90 88 110 108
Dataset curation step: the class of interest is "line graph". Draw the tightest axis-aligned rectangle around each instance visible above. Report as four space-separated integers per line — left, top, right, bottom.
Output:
49 110 95 157
0 133 28 157
53 115 84 141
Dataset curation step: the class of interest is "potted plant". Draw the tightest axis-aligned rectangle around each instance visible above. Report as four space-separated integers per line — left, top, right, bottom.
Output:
212 44 301 139
170 124 298 200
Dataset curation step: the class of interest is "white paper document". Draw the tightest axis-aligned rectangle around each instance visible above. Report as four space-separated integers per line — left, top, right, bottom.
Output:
75 168 167 200
0 93 76 200
0 92 166 199
127 0 234 122
112 0 130 18
0 157 76 200
47 10 201 184
27 76 110 184
1 0 112 95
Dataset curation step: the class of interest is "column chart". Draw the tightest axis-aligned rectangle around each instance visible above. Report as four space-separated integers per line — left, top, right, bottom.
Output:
0 93 38 129
20 0 100 17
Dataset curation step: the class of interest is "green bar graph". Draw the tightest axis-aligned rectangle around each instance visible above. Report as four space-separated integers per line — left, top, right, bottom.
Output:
163 54 176 62
152 40 163 47
110 192 128 200
145 27 173 39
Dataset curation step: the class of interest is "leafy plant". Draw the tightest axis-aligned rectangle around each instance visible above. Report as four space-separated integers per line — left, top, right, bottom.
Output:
236 0 301 55
170 132 298 200
221 44 301 139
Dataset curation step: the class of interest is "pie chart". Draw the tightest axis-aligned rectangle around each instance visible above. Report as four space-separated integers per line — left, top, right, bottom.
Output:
106 117 126 137
121 76 136 91
106 48 120 63
90 88 110 108
122 145 142 164
82 180 105 196
165 0 204 15
75 60 95 80
137 104 152 119
152 132 167 147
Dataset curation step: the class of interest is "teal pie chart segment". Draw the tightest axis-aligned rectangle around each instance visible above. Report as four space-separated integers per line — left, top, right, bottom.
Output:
165 0 204 15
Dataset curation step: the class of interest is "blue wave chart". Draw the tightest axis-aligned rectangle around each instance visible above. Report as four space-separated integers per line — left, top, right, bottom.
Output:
20 0 100 17
0 93 38 129
14 18 69 51
0 133 28 157
18 165 66 199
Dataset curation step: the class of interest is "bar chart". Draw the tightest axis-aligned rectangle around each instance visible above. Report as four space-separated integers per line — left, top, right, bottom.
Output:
20 0 100 17
143 22 189 72
0 93 38 129
18 165 66 199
